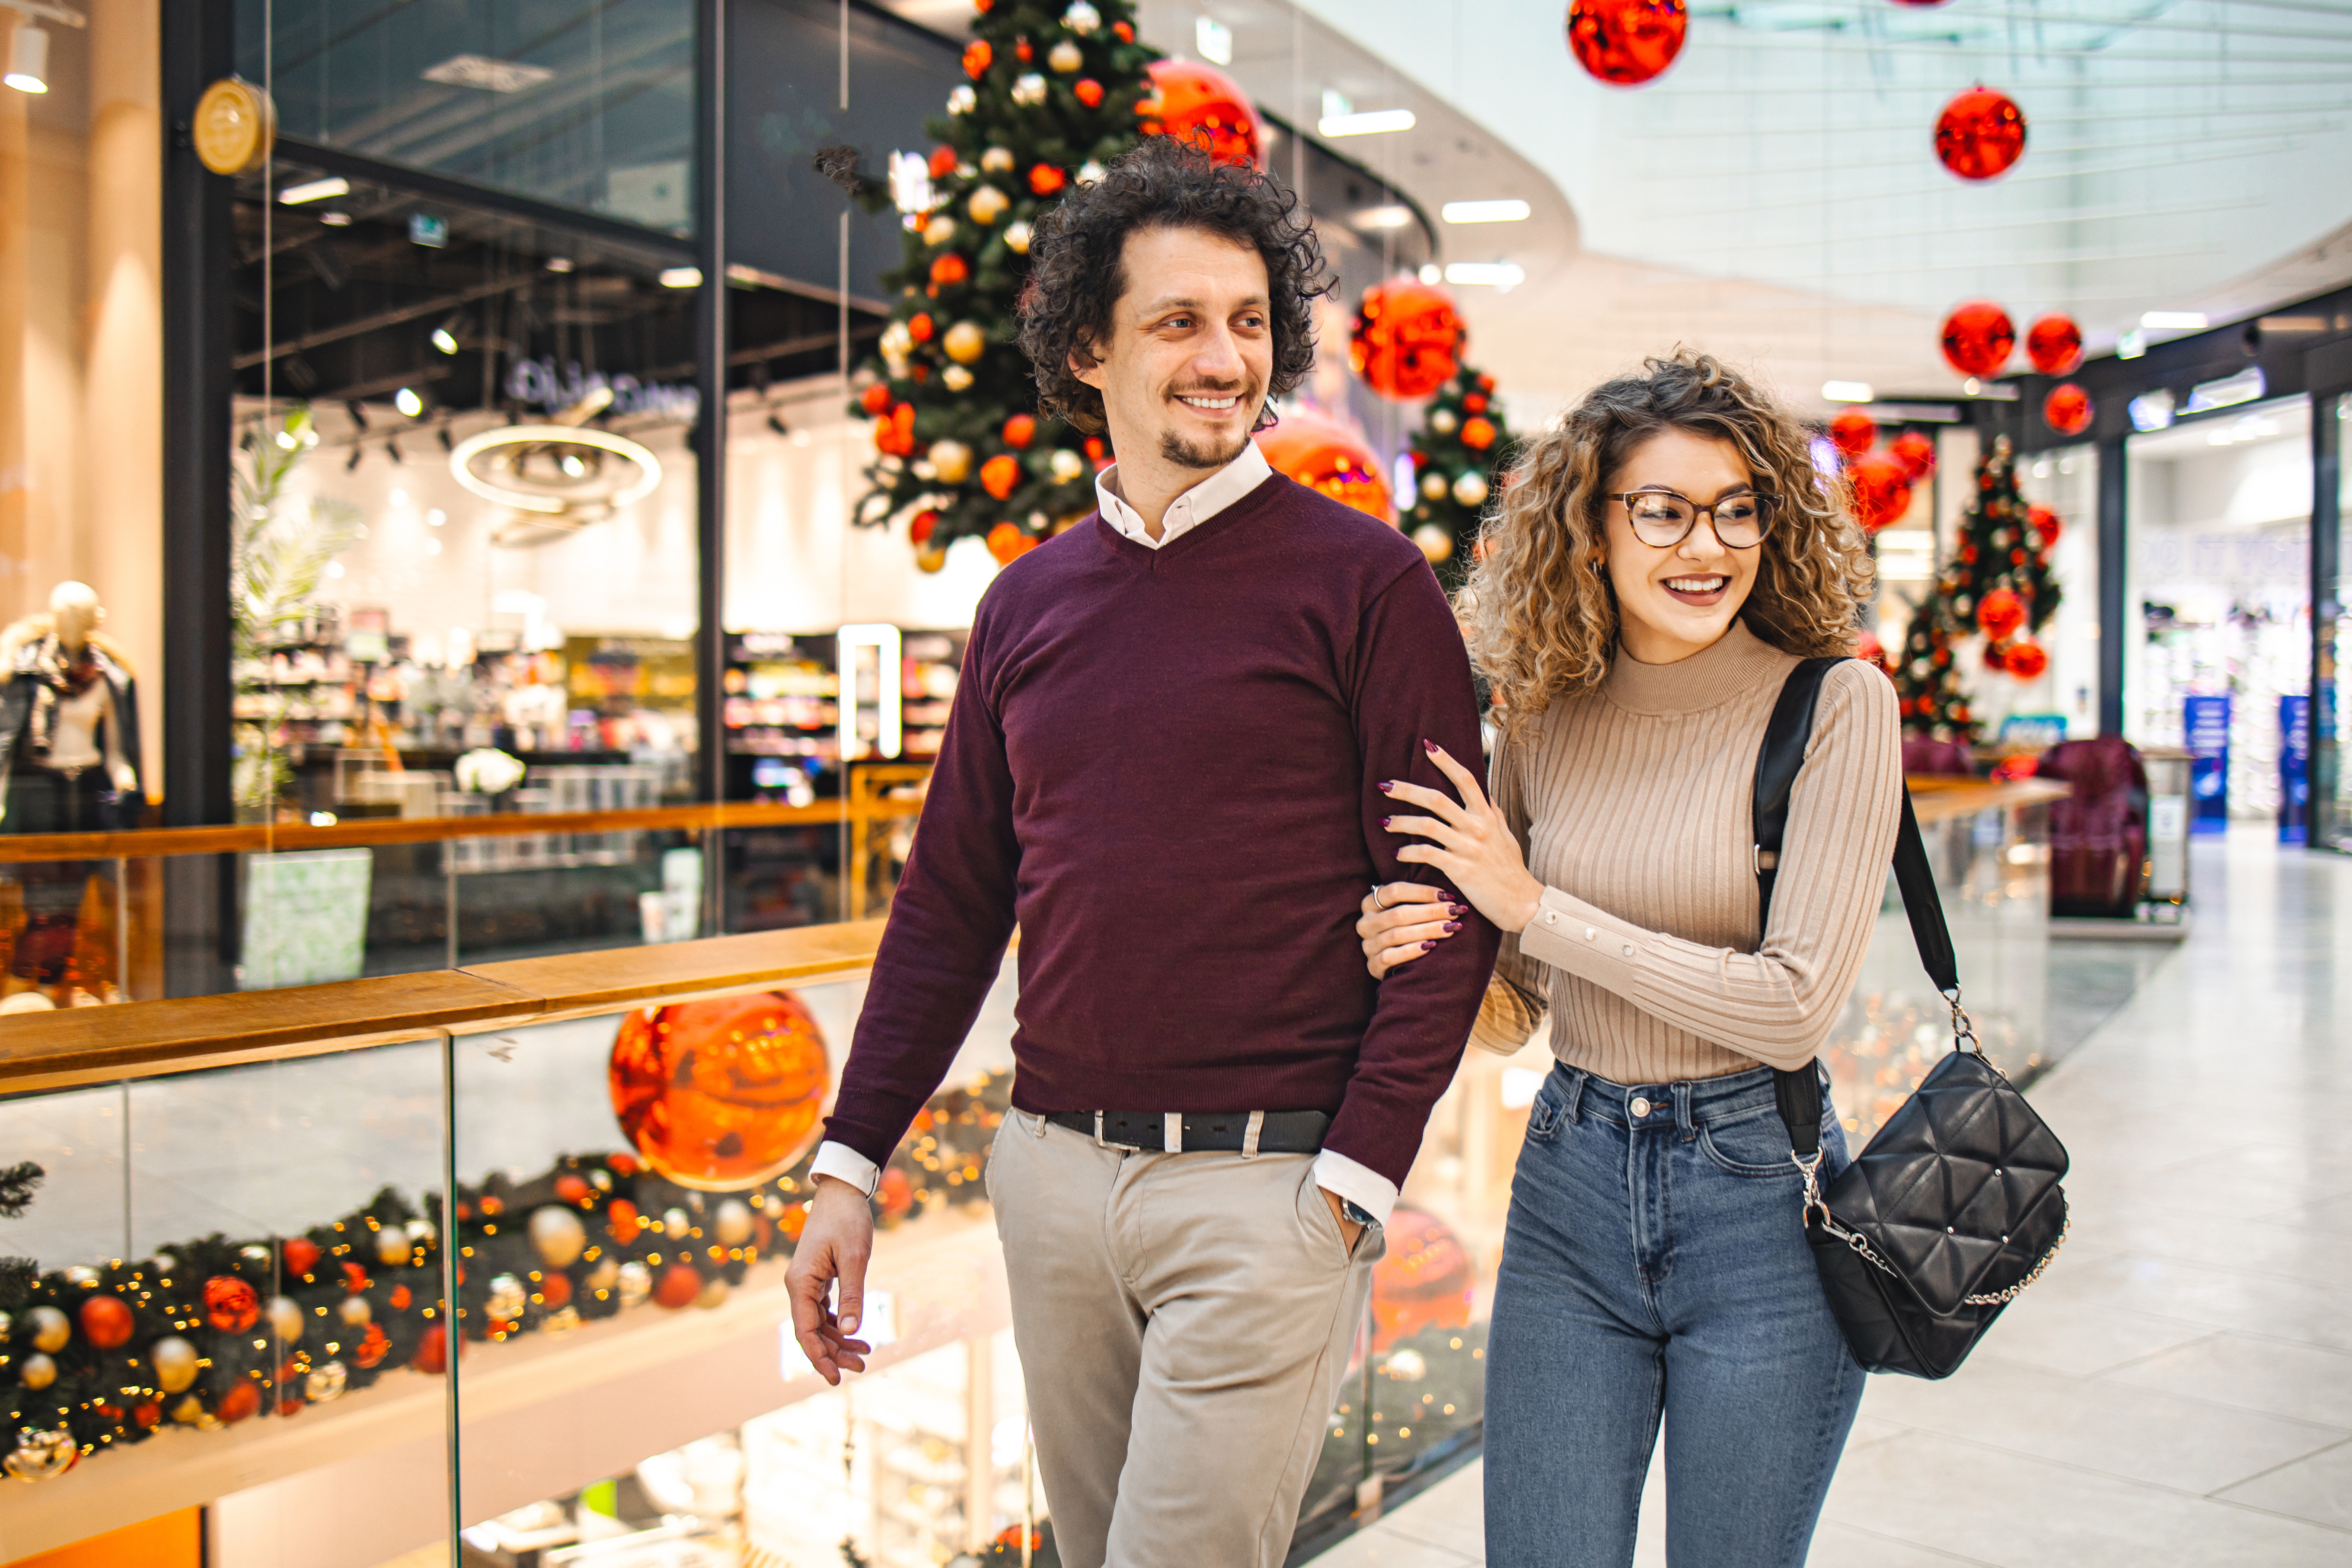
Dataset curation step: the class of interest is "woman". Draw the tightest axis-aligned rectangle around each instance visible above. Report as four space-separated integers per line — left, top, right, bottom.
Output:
1361 351 1898 1567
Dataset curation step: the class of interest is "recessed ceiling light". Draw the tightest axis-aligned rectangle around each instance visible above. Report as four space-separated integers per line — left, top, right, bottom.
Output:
659 266 703 289
394 387 424 418
280 176 351 206
545 256 575 273
2141 311 2207 330
318 211 353 227
1442 200 1530 224
1444 262 1525 289
1318 108 1415 137
1822 380 1874 403
1355 205 1413 230
4 25 48 94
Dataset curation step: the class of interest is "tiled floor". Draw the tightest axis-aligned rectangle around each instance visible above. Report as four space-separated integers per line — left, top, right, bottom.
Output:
1317 829 2352 1566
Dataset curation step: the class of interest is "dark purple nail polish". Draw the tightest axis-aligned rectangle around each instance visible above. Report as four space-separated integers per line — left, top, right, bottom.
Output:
1423 738 1439 753
1381 816 1392 828
1420 939 1436 951
1450 904 1468 917
1377 781 1394 794
1445 920 1462 933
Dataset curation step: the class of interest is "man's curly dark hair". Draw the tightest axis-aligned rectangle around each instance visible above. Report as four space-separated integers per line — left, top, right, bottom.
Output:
1016 136 1332 436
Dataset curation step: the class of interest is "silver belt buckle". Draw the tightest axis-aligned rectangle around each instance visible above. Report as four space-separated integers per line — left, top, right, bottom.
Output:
1092 1111 1141 1151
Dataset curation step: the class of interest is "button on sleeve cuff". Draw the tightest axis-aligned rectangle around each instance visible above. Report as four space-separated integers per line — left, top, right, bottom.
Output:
811 1140 883 1199
1515 885 1649 992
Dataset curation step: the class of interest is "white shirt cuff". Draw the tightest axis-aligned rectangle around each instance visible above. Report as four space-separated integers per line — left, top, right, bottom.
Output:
810 1140 881 1199
1312 1149 1398 1226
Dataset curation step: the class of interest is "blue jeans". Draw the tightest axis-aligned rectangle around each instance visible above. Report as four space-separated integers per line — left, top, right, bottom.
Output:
1484 1063 1864 1568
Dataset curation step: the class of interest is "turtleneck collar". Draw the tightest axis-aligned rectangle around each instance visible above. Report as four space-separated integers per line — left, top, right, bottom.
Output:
1600 618 1789 718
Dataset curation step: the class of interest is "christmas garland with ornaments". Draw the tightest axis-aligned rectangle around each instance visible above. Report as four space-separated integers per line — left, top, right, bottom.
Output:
0 1071 1013 1482
1401 361 1517 590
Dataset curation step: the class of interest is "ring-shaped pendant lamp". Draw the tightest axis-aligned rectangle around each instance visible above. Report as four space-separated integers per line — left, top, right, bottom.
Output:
447 424 664 515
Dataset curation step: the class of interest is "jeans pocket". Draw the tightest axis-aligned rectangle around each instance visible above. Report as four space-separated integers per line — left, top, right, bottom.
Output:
1696 1103 1805 1179
1524 1081 1567 1145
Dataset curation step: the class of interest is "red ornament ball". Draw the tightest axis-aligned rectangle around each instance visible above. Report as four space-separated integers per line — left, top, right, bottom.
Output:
1934 87 2027 181
1255 408 1394 525
1350 278 1465 401
218 1382 261 1424
961 40 991 79
929 253 968 287
1978 587 2027 640
608 990 830 1191
654 1264 703 1310
282 1236 321 1277
926 144 959 179
1566 0 1689 87
859 383 893 416
1847 452 1913 533
1829 409 1876 460
2043 381 2093 436
1028 163 1066 197
1002 412 1036 449
1139 58 1266 170
2028 504 2062 546
1940 301 2015 379
1461 416 1498 452
79 1295 133 1350
910 508 939 547
2004 639 2049 680
554 1173 591 1205
415 1325 450 1375
205 1276 260 1333
2026 314 2083 376
1370 1207 1474 1352
1074 77 1104 109
1889 429 1937 480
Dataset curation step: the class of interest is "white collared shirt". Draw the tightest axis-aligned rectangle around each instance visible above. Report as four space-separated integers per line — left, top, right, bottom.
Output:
1091 439 1272 548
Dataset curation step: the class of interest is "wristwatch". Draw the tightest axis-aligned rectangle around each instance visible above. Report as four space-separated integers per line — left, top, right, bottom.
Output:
1338 1197 1378 1229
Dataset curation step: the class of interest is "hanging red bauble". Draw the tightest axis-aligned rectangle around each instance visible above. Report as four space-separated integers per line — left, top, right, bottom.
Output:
415 1325 450 1375
1889 429 1937 480
609 990 830 1191
1565 0 1689 87
653 1263 703 1310
1934 87 2027 181
2028 504 2062 546
1829 409 1876 459
2025 313 2083 375
1255 407 1394 524
1349 279 1465 401
205 1276 261 1333
2004 639 2049 679
282 1236 321 1277
1139 59 1266 170
1978 586 2026 640
1847 452 1913 533
218 1382 261 1424
1461 416 1498 451
2043 382 2093 436
1940 301 2015 379
1370 1207 1474 1352
79 1295 133 1351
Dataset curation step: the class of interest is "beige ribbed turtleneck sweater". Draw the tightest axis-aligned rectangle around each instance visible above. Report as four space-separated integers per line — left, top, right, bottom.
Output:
1473 620 1902 1084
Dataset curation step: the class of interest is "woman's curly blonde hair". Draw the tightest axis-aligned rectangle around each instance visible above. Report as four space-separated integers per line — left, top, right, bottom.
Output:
1462 350 1874 736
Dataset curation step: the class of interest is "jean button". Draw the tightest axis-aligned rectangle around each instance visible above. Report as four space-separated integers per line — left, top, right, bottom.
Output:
1630 1096 1652 1117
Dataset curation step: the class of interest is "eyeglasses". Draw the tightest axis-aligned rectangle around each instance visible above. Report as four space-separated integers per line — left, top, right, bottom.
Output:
1615 488 1778 549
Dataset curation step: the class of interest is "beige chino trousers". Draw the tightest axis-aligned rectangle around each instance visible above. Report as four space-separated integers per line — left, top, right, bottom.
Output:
987 1109 1384 1568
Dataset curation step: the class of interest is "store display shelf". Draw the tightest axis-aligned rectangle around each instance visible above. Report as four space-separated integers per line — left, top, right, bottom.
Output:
0 1213 1009 1563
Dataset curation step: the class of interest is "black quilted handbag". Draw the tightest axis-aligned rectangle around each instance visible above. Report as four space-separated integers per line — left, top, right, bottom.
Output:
1755 658 2070 1380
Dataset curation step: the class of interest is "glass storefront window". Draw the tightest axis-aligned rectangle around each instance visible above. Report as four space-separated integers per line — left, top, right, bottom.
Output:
2326 393 2351 851
2123 396 2314 826
2013 445 2101 742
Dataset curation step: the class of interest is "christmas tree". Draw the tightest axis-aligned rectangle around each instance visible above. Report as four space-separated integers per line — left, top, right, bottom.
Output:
1892 598 1974 741
1404 361 1516 591
1938 434 2059 675
837 0 1159 570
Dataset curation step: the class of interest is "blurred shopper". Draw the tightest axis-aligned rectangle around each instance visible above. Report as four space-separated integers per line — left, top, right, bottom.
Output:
785 137 1499 1568
1359 352 1897 1567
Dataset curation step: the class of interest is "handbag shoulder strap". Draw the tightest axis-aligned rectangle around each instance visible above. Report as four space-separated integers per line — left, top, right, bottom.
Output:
1756 657 1959 1157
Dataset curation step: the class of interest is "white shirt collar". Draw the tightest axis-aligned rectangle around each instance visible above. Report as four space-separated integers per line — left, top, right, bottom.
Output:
1093 440 1272 549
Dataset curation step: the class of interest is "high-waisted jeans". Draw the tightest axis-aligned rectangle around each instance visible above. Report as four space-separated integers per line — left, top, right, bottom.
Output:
1484 1061 1864 1568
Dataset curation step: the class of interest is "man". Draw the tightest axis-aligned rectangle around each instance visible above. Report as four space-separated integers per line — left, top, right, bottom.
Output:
785 137 1498 1568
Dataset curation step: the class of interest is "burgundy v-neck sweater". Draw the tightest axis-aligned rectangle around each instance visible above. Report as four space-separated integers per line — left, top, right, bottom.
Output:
823 473 1500 1186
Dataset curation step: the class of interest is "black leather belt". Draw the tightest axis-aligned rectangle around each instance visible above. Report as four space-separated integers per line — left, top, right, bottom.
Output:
1044 1109 1330 1154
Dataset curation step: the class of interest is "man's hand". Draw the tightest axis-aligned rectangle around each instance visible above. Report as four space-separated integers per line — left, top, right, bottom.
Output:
784 1175 876 1386
1320 1185 1365 1253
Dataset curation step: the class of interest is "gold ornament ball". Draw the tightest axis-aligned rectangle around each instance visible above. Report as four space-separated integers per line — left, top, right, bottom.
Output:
1420 471 1449 501
374 1226 412 1267
941 364 975 393
967 185 1008 226
1412 525 1456 564
1063 2 1102 34
1384 1347 1429 1381
486 1275 527 1322
943 321 986 365
696 1277 731 1310
63 1265 99 1287
338 1296 372 1327
170 1395 208 1427
25 1306 68 1354
406 1217 438 1246
923 214 957 247
948 85 975 115
1049 448 1087 484
529 1206 588 1270
1049 39 1084 72
1004 220 1032 255
617 1262 654 1309
1077 160 1107 185
715 1199 756 1248
0 1310 10 1342
4 1428 76 1482
980 146 1015 173
929 439 973 484
543 1305 583 1335
18 1353 56 1390
266 1296 304 1345
1012 73 1047 107
303 1361 349 1403
1451 471 1491 508
662 1207 694 1239
1429 408 1458 435
586 1257 620 1296
151 1334 200 1392
916 545 949 575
